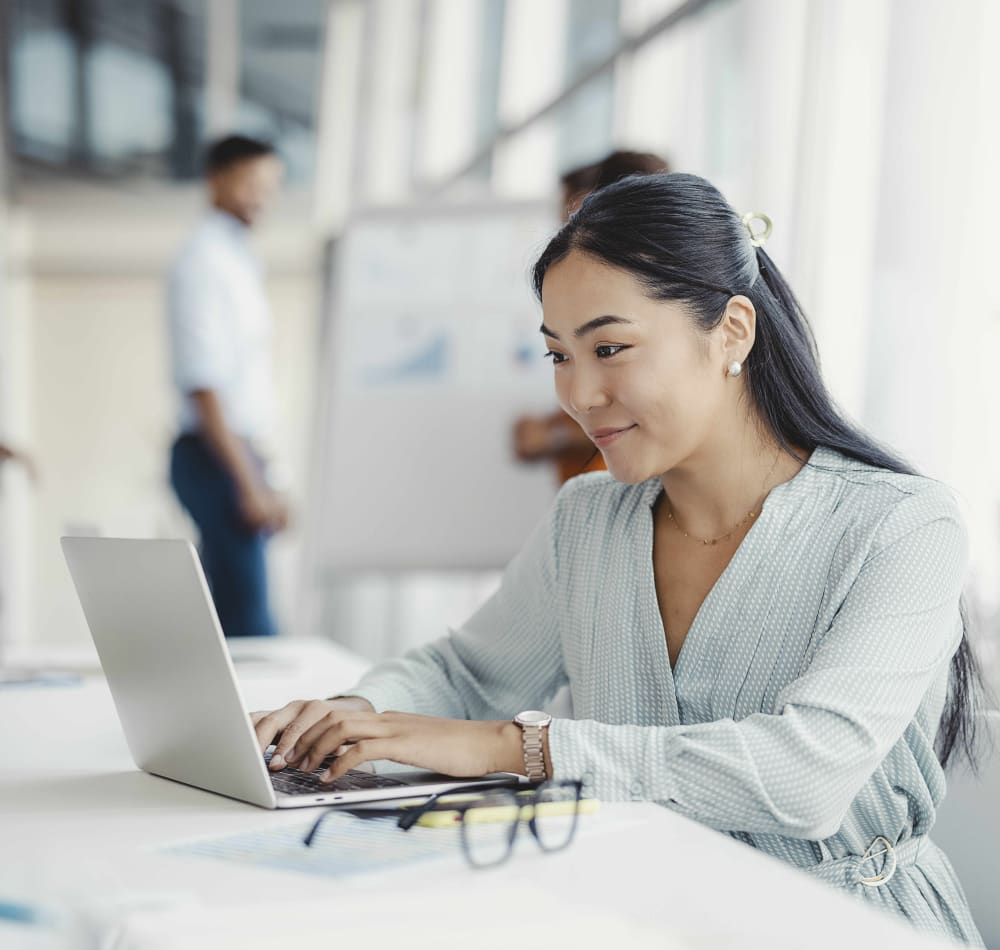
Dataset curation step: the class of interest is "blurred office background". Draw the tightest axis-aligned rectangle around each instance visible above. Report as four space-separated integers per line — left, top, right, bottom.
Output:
0 0 998 676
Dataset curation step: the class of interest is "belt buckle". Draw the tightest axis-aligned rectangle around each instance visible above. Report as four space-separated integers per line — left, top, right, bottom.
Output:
859 835 897 887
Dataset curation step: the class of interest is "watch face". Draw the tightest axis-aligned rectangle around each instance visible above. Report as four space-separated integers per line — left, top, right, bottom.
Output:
516 710 551 726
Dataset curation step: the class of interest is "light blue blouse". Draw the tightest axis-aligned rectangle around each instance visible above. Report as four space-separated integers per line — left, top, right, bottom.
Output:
348 446 983 946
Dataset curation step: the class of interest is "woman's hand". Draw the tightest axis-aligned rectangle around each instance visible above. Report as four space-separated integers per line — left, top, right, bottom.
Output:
250 699 525 783
251 697 375 770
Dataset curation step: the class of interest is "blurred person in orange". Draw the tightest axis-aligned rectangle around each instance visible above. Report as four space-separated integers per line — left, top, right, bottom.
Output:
166 135 287 638
513 150 669 485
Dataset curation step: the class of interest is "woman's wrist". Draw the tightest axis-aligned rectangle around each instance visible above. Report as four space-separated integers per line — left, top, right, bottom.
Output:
325 694 376 712
496 720 553 780
496 721 526 775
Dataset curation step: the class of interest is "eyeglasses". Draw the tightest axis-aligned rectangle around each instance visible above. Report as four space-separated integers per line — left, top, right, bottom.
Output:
303 779 585 870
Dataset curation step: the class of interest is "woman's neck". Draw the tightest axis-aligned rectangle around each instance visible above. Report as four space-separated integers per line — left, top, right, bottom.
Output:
659 427 807 541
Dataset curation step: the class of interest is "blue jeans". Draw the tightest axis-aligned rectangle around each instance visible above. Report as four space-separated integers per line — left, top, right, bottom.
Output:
169 434 277 638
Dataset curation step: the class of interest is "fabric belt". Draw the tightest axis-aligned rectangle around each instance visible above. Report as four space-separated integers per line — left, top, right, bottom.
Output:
804 835 924 889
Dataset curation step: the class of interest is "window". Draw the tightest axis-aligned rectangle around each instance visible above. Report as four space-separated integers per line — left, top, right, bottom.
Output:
3 0 324 183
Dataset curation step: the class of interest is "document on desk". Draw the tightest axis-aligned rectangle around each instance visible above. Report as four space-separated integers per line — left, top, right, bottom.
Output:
164 808 638 881
164 814 458 880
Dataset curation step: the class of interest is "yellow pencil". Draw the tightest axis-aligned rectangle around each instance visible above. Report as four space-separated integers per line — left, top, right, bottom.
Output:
415 797 599 828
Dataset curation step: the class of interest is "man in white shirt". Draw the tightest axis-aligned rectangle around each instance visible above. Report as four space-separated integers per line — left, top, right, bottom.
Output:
166 135 286 638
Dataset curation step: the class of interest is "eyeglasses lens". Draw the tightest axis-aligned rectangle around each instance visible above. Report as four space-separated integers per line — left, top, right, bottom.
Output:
532 782 580 852
460 788 521 867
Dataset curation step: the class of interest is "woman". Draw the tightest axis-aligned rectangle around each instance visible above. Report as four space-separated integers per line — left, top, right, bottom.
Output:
254 174 984 946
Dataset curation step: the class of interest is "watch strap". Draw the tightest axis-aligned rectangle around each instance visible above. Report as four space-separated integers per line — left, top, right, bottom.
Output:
516 715 550 782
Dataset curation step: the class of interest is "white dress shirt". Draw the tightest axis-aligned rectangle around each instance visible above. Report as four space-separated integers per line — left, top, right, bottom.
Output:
166 209 275 444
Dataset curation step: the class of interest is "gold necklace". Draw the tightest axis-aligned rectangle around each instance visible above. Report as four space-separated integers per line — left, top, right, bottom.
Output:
664 449 784 546
665 503 759 546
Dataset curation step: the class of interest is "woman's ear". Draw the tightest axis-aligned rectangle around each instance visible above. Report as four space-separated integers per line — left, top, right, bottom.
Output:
720 295 756 363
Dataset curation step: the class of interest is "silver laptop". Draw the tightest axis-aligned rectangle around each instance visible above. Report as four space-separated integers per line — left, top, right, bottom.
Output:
61 536 526 809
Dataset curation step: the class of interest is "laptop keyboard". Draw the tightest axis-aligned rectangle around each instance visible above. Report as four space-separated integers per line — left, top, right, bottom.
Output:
264 750 407 795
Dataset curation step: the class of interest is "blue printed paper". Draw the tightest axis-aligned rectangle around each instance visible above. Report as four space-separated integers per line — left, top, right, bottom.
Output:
164 815 457 880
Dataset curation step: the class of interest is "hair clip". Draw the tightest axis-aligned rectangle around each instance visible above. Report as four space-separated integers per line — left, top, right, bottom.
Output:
741 211 772 248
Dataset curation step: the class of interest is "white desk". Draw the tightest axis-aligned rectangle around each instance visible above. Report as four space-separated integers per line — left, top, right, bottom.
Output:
1 638 957 949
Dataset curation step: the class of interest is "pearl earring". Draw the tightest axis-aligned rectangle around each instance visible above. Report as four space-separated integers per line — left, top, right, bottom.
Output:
727 360 743 378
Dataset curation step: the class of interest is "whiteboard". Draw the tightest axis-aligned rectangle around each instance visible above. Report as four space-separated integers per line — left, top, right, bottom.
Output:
309 200 562 572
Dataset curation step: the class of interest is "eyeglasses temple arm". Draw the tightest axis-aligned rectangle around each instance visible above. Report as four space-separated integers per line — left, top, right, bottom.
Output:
303 814 328 847
398 793 443 830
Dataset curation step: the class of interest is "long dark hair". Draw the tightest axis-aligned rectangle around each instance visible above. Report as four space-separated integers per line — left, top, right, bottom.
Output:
532 172 984 770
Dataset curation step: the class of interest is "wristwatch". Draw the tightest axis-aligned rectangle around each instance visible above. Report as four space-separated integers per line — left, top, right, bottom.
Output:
513 710 552 782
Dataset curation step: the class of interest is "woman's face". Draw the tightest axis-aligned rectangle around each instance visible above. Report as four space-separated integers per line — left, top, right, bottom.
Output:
540 249 737 483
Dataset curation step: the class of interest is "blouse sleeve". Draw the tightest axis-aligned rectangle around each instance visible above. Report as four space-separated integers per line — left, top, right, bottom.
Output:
343 492 567 721
548 485 968 840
